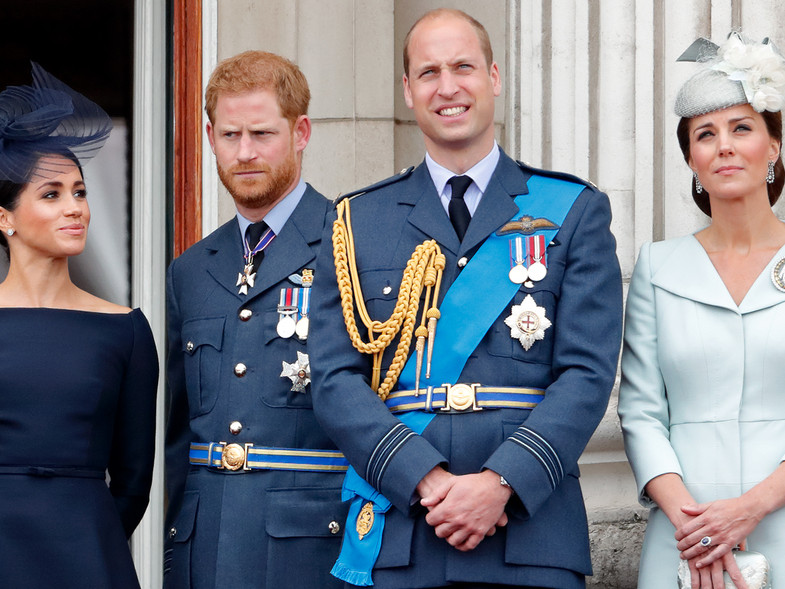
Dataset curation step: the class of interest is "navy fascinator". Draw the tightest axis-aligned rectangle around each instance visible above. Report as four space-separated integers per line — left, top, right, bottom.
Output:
0 63 112 183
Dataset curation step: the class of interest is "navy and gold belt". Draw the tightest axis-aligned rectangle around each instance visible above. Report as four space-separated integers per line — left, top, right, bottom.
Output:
189 442 348 473
384 384 545 413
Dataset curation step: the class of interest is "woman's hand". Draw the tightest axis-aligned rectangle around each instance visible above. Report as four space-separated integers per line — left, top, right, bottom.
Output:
676 497 761 567
686 550 748 589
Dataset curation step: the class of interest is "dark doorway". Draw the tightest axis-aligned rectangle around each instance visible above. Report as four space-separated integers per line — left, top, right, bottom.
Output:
0 0 134 305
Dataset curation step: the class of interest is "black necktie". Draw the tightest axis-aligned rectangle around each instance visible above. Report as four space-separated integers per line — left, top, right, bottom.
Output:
245 221 269 273
448 175 473 241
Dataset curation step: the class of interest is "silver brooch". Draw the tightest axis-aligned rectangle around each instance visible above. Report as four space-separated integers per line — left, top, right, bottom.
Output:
772 258 785 293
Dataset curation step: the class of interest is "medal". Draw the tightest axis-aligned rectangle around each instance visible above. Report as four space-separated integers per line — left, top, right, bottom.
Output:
236 263 256 296
508 237 528 284
526 235 547 282
295 317 309 339
773 258 785 292
277 288 298 338
277 315 296 338
504 294 551 351
527 261 546 282
280 351 311 392
238 225 276 295
295 287 311 340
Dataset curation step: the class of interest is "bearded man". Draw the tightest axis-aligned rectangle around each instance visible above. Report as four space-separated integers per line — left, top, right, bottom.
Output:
164 51 348 589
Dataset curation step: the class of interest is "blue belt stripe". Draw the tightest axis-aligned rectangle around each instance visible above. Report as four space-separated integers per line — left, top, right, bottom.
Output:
189 443 348 472
383 387 545 413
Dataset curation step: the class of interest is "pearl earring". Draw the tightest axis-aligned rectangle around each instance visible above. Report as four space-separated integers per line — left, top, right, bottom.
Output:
6 229 14 236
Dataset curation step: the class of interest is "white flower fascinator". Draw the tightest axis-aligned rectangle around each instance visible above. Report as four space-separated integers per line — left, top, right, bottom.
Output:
674 32 785 118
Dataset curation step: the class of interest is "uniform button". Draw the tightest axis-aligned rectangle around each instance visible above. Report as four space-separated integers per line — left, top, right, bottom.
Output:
234 363 247 377
457 257 468 268
185 341 194 352
169 527 177 539
382 286 392 295
329 521 341 535
229 421 243 435
239 309 253 321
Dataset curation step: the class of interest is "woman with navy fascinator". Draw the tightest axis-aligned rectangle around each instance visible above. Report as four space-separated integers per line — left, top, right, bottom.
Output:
619 33 785 588
0 64 157 588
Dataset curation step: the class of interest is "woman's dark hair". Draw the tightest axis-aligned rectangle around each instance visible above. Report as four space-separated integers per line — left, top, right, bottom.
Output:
677 109 785 216
0 151 84 256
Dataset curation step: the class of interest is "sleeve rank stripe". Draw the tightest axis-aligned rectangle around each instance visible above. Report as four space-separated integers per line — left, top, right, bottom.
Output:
367 423 415 488
508 427 563 490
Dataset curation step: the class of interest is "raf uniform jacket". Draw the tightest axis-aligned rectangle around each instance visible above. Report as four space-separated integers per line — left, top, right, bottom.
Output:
164 185 348 589
309 151 623 589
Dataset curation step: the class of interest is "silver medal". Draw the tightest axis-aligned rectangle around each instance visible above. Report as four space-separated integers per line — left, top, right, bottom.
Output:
528 260 547 282
295 316 310 340
277 314 297 338
508 264 528 284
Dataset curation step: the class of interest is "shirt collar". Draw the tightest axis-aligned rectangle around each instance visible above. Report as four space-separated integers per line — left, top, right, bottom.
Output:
424 142 500 196
235 178 306 238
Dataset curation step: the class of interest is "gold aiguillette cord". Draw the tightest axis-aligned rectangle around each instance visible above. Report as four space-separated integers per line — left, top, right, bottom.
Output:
332 198 445 401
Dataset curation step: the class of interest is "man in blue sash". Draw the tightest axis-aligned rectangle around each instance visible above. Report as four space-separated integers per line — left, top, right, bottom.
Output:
164 51 349 589
309 8 622 589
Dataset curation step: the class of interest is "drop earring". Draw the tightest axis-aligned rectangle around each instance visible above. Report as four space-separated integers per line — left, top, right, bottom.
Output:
767 160 776 184
693 172 703 194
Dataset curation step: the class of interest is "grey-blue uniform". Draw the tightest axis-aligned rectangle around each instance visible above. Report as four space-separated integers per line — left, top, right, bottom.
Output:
164 185 349 589
309 150 623 588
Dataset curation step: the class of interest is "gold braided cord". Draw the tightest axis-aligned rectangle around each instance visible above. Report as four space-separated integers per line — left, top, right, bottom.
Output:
333 198 444 400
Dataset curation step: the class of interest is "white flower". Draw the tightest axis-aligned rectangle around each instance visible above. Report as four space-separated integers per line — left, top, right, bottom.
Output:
711 33 785 112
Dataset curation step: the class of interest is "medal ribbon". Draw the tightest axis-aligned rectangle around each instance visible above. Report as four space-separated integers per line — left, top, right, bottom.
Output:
526 234 546 266
244 226 275 264
331 174 586 586
510 236 526 269
299 287 310 322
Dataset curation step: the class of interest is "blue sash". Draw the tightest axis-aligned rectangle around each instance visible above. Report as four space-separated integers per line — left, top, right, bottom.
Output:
331 175 584 585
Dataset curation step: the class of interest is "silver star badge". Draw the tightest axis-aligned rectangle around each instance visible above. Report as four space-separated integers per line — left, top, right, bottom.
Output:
504 294 551 351
280 351 311 393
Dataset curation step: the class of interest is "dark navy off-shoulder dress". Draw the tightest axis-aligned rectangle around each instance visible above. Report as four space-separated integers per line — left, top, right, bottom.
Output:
0 308 158 588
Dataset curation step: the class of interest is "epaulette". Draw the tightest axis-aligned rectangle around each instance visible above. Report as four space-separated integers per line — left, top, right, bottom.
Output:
334 166 415 206
516 160 598 190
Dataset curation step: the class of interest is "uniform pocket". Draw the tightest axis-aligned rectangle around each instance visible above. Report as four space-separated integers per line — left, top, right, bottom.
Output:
181 316 225 416
265 487 348 589
503 473 591 575
357 268 405 322
487 288 557 366
259 310 315 409
164 491 199 589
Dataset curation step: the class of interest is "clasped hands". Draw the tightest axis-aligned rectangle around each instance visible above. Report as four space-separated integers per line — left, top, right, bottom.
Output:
415 466 514 552
674 497 762 589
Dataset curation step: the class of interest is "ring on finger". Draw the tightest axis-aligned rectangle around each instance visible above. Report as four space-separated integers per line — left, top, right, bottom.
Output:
699 535 712 548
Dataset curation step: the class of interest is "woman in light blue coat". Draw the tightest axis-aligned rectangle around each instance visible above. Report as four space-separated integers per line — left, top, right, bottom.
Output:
620 33 785 588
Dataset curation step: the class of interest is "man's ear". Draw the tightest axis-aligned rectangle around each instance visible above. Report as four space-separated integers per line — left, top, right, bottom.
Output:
403 74 414 110
206 121 216 154
292 115 312 153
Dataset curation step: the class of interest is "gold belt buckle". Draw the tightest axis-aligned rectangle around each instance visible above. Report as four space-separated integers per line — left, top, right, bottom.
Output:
441 383 481 412
219 442 253 471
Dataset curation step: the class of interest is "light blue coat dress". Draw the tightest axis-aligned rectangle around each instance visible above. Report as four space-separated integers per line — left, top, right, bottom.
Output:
619 235 785 587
